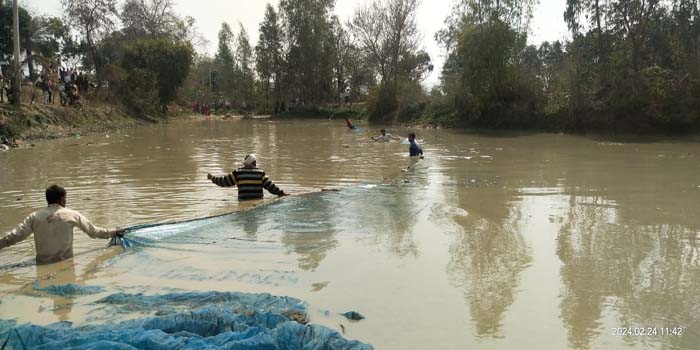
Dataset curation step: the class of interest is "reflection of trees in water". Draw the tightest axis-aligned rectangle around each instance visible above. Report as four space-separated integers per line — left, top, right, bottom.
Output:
447 187 531 337
272 196 339 271
557 195 700 350
345 185 420 257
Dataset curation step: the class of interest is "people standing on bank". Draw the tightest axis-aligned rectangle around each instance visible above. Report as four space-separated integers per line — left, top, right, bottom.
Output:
0 185 125 264
408 133 423 157
207 154 287 200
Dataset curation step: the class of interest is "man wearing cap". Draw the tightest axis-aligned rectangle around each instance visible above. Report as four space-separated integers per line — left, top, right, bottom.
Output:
207 154 287 200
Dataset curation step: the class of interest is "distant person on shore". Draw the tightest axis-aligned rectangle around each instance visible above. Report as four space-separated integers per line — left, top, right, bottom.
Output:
0 74 5 103
372 129 401 142
69 84 81 107
0 185 125 264
345 118 357 130
408 132 423 157
207 154 288 200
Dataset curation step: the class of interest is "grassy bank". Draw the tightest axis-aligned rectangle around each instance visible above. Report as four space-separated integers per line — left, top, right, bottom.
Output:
0 102 146 141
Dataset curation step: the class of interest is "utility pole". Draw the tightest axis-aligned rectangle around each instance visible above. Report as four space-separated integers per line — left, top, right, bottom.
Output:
12 0 21 112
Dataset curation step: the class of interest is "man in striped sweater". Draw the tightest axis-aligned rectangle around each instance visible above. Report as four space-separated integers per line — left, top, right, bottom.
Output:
207 154 287 200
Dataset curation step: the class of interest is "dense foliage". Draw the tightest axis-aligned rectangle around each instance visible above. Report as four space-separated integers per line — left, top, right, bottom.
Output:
4 0 700 133
426 0 700 132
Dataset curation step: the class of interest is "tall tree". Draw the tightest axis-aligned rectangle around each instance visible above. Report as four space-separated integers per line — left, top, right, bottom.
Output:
350 0 420 87
62 0 118 87
236 22 254 103
0 4 30 61
120 0 179 38
329 16 353 99
215 22 235 95
279 0 335 102
256 3 284 107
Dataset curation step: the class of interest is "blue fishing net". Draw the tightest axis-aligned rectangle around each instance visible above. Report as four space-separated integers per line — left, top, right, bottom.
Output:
32 281 103 297
0 291 373 350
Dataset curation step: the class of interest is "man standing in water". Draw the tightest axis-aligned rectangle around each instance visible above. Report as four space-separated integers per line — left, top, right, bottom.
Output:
0 185 125 264
372 129 401 142
408 132 423 157
207 154 287 200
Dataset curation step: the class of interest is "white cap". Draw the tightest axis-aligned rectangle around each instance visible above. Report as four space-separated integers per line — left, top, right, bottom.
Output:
243 154 257 167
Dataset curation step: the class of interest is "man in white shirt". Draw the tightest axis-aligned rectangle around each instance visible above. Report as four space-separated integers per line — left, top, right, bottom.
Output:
0 185 125 264
372 128 401 142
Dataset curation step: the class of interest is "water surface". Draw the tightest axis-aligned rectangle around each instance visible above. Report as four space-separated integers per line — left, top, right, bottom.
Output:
1 118 699 349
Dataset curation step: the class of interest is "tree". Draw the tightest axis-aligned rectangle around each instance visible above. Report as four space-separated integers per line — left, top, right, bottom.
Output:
279 0 335 102
62 0 118 87
117 37 193 114
0 4 30 61
120 0 179 38
329 16 353 99
215 22 235 96
350 0 421 86
236 23 254 103
256 3 284 107
350 0 424 120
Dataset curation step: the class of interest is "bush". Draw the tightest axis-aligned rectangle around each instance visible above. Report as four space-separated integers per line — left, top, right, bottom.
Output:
366 84 398 123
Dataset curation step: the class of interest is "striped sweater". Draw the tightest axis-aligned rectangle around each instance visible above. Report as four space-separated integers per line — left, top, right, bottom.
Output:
211 167 284 200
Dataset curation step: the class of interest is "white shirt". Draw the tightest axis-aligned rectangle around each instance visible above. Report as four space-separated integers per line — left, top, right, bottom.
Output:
0 204 115 264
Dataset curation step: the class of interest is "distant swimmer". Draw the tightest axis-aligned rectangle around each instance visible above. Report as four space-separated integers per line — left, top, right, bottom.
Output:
345 118 357 130
207 154 288 200
372 129 401 142
408 132 424 157
0 185 126 264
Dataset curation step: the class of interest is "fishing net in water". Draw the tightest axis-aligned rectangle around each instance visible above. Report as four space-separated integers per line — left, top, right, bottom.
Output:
0 189 399 349
0 291 373 350
104 185 419 250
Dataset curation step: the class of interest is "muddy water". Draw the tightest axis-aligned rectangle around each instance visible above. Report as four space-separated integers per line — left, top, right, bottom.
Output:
1 118 699 349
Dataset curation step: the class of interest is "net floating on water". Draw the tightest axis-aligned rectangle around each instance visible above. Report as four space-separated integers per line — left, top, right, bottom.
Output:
0 291 373 350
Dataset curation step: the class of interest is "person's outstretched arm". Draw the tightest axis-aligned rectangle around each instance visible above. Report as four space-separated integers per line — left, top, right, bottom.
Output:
74 212 120 239
0 214 35 250
208 172 236 187
262 175 286 196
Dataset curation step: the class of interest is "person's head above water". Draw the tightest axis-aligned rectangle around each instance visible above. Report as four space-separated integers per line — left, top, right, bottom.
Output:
46 184 67 207
380 129 386 135
408 132 416 141
243 154 257 168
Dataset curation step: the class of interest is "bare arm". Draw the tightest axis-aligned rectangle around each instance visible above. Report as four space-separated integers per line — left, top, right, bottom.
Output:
0 214 35 250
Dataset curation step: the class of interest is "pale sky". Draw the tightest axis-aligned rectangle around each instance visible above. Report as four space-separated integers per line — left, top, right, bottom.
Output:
22 0 569 87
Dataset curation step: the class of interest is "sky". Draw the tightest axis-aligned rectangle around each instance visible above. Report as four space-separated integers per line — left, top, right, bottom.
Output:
22 0 569 87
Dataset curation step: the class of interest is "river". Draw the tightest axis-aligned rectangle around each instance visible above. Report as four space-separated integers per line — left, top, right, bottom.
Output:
1 118 699 349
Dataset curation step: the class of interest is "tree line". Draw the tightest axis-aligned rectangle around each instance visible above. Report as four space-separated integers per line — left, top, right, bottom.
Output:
431 0 700 132
2 0 699 132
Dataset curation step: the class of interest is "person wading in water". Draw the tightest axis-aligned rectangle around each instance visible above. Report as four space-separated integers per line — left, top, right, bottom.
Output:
408 132 424 157
0 185 125 264
207 154 288 200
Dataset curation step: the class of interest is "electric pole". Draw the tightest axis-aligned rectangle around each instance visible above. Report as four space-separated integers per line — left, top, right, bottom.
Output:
12 0 21 112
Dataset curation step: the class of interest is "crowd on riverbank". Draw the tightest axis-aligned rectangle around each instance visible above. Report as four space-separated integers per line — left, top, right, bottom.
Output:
0 66 91 108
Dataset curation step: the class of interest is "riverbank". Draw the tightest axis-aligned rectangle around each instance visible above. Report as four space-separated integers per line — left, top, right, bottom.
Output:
0 100 204 145
0 102 146 143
